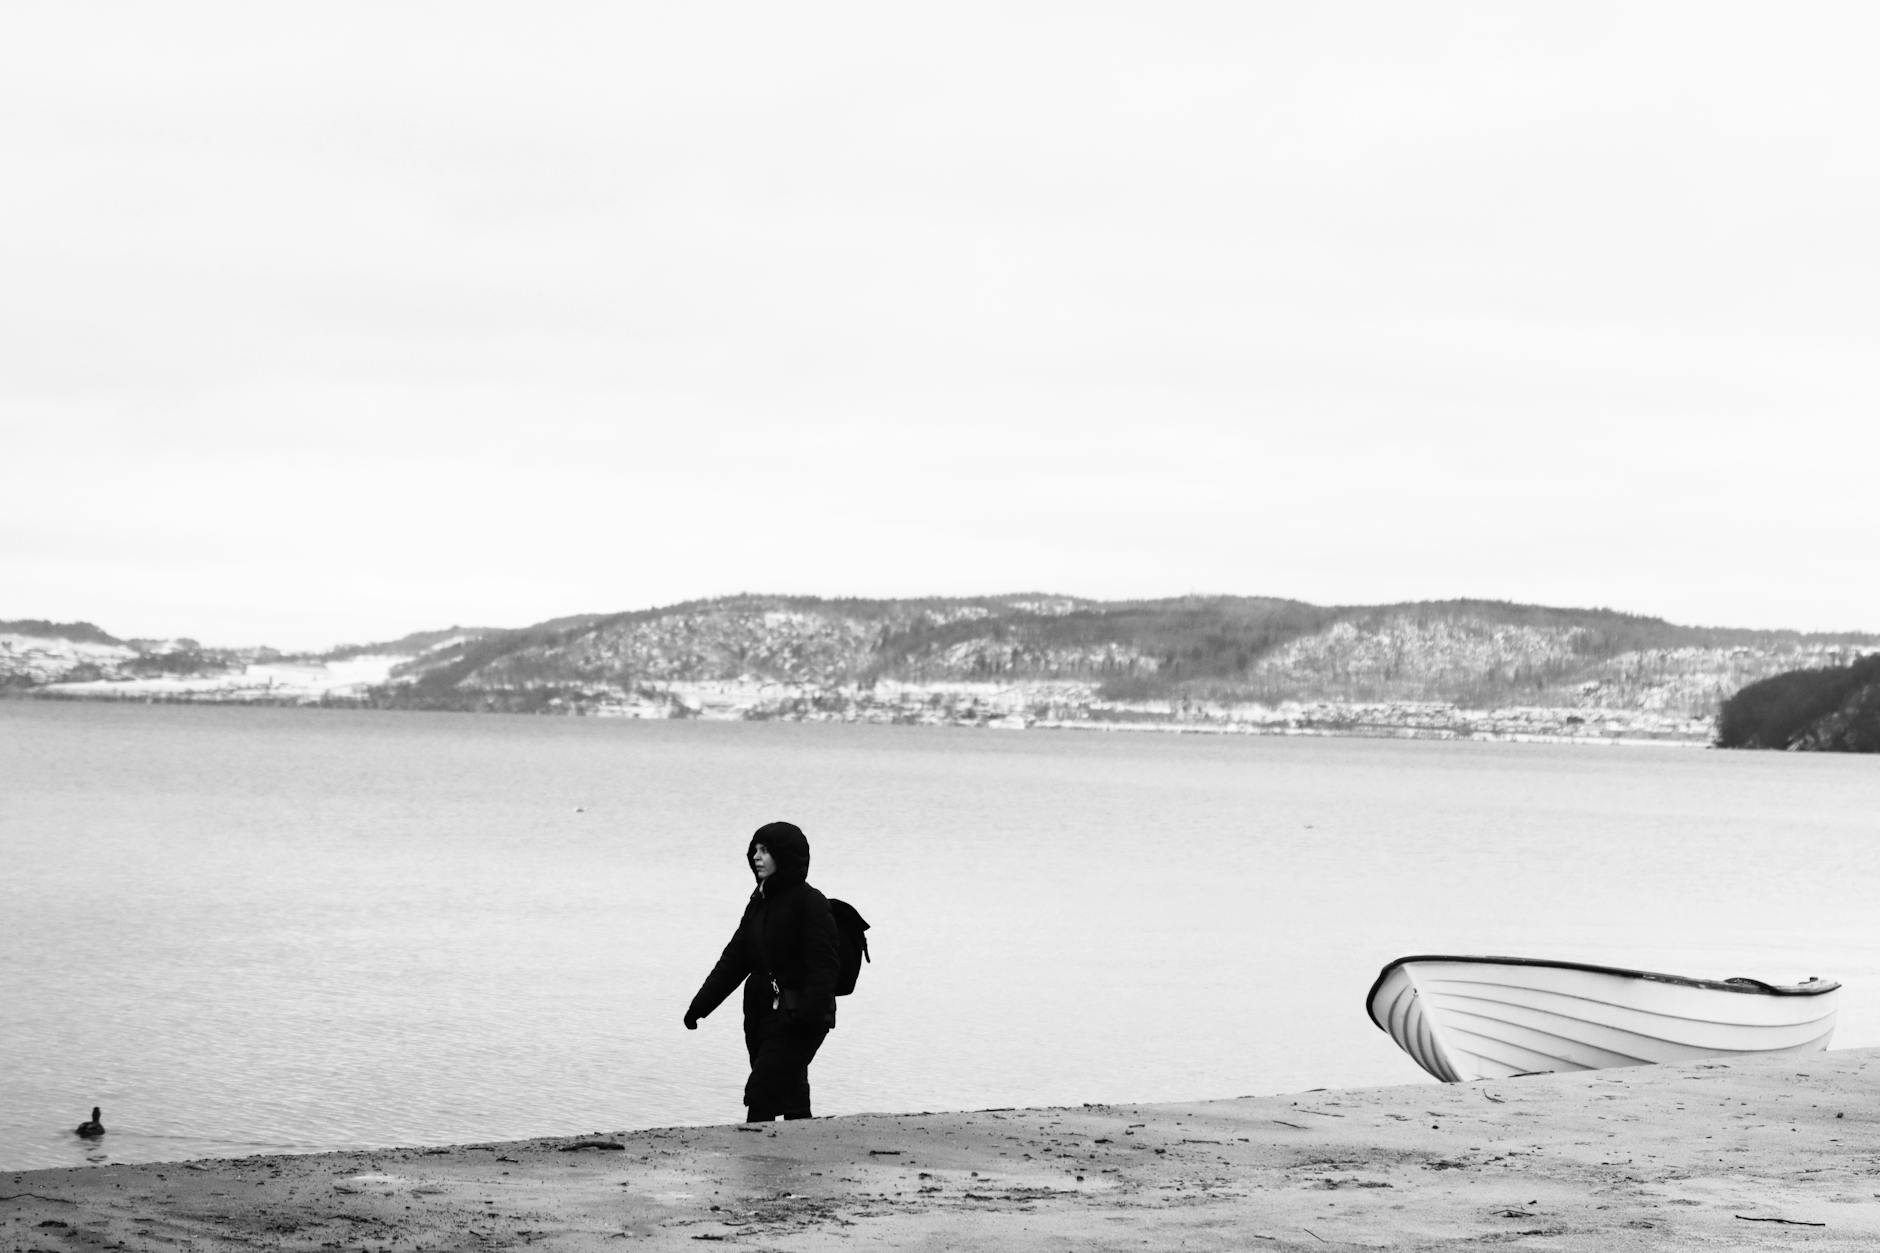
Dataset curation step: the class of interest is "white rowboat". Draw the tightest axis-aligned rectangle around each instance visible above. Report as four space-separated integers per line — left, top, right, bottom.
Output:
1366 955 1840 1083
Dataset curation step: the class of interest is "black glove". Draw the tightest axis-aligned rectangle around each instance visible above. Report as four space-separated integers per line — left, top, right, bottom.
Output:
684 1011 699 1030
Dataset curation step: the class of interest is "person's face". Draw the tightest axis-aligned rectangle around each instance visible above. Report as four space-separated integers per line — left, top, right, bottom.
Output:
752 843 776 879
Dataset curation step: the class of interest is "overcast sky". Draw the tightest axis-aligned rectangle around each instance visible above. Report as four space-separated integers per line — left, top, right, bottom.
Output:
4 3 1875 650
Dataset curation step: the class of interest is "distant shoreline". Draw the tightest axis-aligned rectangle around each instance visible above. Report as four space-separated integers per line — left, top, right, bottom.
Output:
15 594 1848 749
7 686 1715 747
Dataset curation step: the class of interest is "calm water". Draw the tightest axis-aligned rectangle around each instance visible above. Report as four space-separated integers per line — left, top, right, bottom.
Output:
3 700 1877 1172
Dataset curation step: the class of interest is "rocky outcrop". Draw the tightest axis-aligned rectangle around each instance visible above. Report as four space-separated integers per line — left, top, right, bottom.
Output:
1785 686 1880 751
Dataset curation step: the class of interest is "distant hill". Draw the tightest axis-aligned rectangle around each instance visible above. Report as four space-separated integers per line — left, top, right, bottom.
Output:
372 593 1876 721
1714 653 1880 751
0 619 122 646
9 596 1878 744
319 625 508 662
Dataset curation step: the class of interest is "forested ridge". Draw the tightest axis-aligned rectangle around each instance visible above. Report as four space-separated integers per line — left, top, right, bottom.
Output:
11 595 1879 746
1715 653 1880 751
0 619 122 646
366 593 1875 719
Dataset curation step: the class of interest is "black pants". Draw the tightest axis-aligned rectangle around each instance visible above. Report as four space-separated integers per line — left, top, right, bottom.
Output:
742 1009 829 1120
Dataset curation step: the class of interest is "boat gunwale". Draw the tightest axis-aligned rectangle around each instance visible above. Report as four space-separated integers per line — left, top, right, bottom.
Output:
1365 954 1840 1034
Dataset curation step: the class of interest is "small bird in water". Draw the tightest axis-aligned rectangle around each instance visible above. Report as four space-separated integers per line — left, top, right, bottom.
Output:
75 1107 105 1138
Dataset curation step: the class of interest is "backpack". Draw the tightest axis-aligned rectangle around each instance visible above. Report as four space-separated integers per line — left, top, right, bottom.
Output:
828 898 871 996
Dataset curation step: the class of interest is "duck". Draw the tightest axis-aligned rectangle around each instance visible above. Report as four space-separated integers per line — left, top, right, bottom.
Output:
75 1107 105 1138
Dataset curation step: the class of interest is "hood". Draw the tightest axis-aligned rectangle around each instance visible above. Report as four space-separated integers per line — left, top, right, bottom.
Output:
748 820 810 891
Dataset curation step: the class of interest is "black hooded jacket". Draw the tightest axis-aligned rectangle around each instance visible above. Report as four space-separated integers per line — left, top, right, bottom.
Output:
688 822 840 1029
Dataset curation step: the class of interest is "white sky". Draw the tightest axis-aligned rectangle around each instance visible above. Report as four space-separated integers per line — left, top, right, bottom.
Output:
4 2 1876 650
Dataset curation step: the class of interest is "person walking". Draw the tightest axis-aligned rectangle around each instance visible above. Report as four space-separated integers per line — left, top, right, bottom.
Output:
684 821 839 1121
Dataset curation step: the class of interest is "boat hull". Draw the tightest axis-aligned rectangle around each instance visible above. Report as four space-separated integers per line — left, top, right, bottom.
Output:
1367 956 1840 1083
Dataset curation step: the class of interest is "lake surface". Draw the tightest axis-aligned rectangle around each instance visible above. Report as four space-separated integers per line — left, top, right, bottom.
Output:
4 700 1876 1171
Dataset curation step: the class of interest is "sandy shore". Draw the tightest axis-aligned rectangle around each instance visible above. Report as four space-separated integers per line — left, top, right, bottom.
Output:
7 1049 1878 1251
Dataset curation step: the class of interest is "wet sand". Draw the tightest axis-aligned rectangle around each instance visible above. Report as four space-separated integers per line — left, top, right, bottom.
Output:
7 1049 1878 1251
